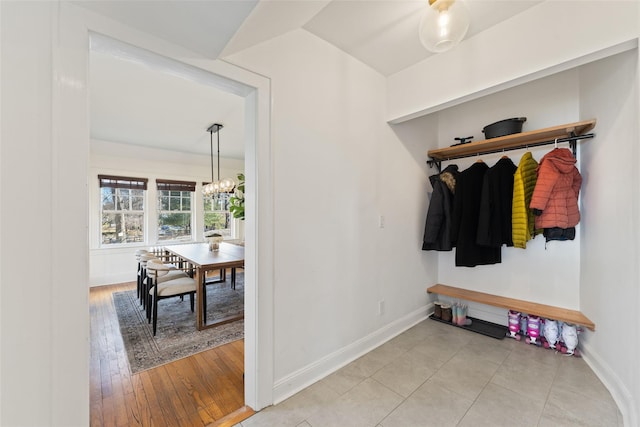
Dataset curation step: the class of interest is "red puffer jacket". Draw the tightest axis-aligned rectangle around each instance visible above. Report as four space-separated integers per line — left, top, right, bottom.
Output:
530 148 582 229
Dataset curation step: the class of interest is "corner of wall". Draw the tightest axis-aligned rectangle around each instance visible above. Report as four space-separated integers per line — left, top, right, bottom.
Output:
271 305 429 404
582 341 638 427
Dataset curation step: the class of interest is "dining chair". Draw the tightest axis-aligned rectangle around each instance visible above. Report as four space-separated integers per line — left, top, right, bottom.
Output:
138 253 159 308
140 252 188 307
146 260 197 336
135 249 149 302
143 256 190 316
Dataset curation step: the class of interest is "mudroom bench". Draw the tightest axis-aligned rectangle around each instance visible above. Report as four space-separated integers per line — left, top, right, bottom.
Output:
427 284 595 331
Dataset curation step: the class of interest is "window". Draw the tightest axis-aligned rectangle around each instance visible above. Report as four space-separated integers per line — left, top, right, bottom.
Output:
157 179 195 242
99 175 147 245
204 193 232 238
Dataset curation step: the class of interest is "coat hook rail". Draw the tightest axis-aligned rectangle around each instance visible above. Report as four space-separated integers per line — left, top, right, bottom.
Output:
426 132 595 172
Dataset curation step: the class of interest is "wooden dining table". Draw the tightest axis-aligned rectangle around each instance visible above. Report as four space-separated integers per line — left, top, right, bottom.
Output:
163 242 244 330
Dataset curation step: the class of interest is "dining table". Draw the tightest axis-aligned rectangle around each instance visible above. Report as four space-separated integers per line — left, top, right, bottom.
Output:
163 242 244 330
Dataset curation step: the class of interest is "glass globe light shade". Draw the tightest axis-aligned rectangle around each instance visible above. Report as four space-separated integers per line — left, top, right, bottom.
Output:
202 182 214 195
419 0 470 53
219 177 235 193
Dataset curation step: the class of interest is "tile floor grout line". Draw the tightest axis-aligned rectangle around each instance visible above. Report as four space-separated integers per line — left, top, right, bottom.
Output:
367 375 411 426
238 320 619 427
536 353 564 427
371 326 466 427
379 329 453 427
454 342 513 426
374 346 441 427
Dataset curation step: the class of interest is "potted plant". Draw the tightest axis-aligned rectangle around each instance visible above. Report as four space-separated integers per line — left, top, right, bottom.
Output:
229 173 245 220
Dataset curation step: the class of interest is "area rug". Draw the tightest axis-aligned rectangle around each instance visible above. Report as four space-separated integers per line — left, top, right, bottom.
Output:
113 273 244 374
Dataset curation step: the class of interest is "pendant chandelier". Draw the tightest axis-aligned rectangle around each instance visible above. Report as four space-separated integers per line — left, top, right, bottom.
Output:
202 123 235 196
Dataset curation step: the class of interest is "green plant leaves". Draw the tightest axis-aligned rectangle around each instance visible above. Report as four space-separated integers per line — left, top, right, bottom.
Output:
229 172 245 220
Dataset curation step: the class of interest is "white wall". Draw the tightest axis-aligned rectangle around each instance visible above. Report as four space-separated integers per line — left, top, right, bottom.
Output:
394 67 587 322
226 29 437 401
579 50 640 427
89 139 244 286
3 0 638 424
1 0 274 422
386 4 640 422
398 53 640 424
1 2 90 425
388 1 639 123
432 69 582 316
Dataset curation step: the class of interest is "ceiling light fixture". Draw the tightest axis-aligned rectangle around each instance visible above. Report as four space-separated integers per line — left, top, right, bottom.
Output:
419 0 470 53
202 123 235 196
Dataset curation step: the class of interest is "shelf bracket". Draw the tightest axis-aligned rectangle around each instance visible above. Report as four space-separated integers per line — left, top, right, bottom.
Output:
569 131 578 157
426 159 442 173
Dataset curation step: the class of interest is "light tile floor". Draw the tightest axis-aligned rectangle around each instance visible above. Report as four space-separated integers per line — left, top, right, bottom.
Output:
236 319 623 427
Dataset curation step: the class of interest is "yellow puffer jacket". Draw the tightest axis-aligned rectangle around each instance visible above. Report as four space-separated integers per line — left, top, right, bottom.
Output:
512 152 539 248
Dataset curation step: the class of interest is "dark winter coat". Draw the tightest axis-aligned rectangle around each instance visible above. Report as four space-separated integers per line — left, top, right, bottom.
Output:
530 148 582 229
476 157 517 248
451 161 501 267
422 165 459 251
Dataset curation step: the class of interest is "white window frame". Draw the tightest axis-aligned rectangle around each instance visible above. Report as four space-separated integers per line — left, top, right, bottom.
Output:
156 179 196 243
98 175 147 247
203 192 235 239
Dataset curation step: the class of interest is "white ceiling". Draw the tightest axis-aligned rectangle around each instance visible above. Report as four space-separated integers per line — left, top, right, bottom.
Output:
302 0 541 76
83 0 543 157
75 0 258 58
90 43 247 159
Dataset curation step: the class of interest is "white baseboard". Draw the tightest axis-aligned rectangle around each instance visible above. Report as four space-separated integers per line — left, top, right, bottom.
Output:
433 296 636 426
90 272 135 287
581 341 637 427
272 304 430 404
464 300 637 427
279 299 636 427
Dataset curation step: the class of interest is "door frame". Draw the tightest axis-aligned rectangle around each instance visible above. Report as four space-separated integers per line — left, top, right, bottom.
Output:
56 2 274 412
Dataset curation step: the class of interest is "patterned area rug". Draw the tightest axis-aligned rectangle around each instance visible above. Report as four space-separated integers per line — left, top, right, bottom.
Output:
113 274 244 373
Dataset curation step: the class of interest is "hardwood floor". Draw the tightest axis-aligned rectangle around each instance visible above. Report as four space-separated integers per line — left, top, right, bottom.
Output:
90 281 252 426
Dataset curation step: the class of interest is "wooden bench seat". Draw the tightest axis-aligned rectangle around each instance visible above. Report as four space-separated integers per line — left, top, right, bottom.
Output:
427 284 595 331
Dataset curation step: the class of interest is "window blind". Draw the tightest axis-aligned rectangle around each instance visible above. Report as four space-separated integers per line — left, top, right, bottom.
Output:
156 179 196 192
98 174 148 190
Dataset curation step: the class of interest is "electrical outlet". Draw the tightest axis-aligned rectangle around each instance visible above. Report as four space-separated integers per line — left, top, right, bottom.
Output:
378 300 385 315
379 215 385 228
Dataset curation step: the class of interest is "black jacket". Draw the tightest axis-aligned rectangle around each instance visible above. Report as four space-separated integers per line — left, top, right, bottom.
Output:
422 165 459 251
476 157 517 247
451 161 501 267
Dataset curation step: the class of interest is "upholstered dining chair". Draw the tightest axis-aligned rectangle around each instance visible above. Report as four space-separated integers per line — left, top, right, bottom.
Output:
135 249 149 302
138 253 158 308
146 260 197 336
142 255 187 305
139 252 187 307
143 256 189 310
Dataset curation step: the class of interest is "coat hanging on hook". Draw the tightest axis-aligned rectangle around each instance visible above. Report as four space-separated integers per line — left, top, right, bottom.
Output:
422 165 460 251
530 148 582 235
512 152 540 249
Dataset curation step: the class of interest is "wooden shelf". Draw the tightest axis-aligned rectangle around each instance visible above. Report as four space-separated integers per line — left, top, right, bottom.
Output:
427 119 596 162
427 284 595 331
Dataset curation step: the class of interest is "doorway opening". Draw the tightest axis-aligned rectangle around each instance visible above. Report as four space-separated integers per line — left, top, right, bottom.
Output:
87 33 262 424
